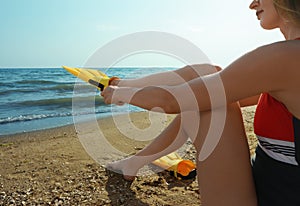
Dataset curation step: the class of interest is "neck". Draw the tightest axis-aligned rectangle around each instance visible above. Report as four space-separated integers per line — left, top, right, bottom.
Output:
280 22 300 40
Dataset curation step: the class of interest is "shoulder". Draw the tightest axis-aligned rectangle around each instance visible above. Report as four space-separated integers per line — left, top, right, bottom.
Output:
227 40 300 75
254 40 300 58
241 40 300 75
219 40 300 100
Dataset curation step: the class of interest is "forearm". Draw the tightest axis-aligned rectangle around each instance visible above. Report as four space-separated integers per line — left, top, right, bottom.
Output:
117 72 185 87
107 67 242 114
116 64 221 87
124 73 228 113
115 83 204 114
110 86 180 113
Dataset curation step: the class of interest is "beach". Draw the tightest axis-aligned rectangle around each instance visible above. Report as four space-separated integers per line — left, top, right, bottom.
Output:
0 106 257 205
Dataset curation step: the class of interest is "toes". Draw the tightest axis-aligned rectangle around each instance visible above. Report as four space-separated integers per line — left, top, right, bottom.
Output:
123 175 136 182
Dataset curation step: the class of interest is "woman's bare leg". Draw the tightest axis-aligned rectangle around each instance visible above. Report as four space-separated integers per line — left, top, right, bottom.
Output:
107 64 221 179
108 103 257 205
107 113 190 180
185 103 257 206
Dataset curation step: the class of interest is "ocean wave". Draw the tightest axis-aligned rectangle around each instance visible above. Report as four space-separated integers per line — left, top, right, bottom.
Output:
14 96 104 107
0 84 94 96
0 110 107 125
0 89 34 96
14 79 66 85
0 113 72 124
0 82 6 87
47 84 94 92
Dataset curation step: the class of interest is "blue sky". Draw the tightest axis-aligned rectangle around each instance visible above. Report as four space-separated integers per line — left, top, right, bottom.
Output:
0 0 284 68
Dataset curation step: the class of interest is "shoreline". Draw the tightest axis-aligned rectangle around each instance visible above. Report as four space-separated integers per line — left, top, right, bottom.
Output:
0 107 257 205
0 121 76 141
0 111 141 139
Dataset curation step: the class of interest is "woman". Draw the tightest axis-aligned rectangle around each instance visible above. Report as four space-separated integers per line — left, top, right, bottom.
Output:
102 0 300 205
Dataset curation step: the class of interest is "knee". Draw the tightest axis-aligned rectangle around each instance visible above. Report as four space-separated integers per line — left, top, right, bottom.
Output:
189 64 222 76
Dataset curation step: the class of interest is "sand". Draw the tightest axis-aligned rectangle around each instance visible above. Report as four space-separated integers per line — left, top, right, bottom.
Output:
0 106 257 205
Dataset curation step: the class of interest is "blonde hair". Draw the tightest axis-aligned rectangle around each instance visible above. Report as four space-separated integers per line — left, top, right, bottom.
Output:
273 0 300 26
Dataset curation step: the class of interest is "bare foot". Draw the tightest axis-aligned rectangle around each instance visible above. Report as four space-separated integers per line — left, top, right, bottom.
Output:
106 157 140 181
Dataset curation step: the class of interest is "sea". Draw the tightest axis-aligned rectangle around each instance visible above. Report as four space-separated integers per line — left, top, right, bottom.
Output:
0 67 176 136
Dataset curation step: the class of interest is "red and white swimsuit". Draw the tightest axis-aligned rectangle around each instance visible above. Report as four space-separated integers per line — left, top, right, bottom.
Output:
254 93 300 166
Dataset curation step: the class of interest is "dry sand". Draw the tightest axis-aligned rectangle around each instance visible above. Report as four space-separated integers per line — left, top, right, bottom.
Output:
0 107 257 205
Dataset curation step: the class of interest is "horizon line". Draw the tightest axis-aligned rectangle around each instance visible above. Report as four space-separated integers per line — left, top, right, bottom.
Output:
0 66 181 69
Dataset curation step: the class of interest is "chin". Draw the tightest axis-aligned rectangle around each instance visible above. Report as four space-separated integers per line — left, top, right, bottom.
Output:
260 22 278 30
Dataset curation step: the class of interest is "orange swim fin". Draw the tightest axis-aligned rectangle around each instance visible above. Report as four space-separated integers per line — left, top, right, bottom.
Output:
152 152 196 179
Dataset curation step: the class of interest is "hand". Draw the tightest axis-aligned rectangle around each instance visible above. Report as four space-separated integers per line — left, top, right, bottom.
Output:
101 85 125 105
109 77 121 86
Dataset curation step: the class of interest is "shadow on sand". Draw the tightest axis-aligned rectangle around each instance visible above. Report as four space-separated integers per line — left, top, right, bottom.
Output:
105 169 149 206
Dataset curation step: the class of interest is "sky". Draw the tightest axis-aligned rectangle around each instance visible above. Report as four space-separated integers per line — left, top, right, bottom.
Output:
0 0 284 68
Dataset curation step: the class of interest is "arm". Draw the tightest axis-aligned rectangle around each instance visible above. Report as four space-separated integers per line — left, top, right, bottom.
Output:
103 41 299 113
113 64 221 87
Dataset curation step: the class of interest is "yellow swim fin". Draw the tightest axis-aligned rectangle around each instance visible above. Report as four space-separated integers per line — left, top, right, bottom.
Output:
62 66 113 91
152 152 196 179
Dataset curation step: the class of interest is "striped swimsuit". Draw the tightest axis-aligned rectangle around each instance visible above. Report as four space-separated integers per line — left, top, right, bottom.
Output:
252 93 300 206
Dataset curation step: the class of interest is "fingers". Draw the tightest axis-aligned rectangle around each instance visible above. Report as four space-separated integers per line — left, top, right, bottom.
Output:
101 86 113 104
109 77 120 86
101 86 124 105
